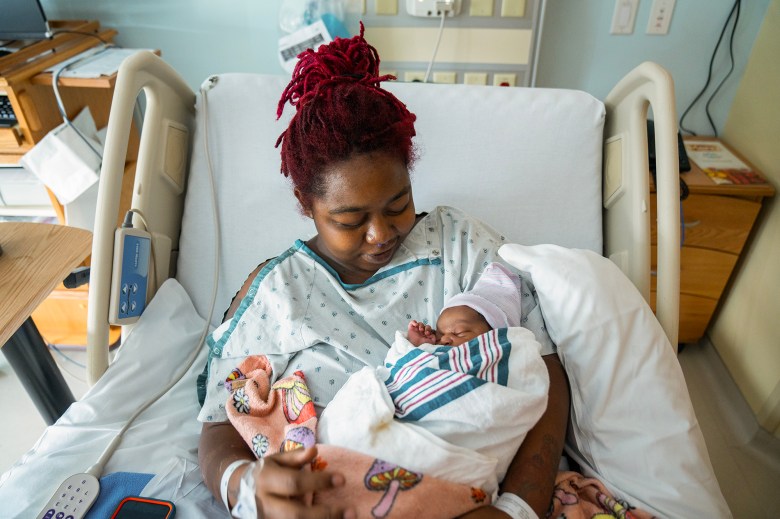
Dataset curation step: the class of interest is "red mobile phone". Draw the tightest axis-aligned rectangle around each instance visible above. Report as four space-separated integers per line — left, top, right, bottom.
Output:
111 496 176 518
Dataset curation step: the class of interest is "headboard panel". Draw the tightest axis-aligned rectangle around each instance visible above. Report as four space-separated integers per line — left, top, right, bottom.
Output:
175 74 606 325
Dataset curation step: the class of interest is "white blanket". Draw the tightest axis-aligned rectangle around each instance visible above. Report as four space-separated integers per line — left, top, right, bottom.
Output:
0 246 731 518
318 327 549 497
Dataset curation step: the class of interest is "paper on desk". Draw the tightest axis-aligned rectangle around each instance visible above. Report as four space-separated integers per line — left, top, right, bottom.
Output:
20 107 102 205
46 47 153 78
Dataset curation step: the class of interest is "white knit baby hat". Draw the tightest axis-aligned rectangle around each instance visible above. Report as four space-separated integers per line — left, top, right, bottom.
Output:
441 262 523 328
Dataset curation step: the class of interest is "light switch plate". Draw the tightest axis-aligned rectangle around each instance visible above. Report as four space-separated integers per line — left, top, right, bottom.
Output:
611 0 639 35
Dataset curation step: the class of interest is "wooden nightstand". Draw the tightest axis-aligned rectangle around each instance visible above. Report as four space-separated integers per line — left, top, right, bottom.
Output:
0 222 92 423
650 137 775 344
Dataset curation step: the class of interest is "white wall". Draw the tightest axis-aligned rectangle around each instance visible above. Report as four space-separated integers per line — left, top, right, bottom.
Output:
712 0 780 438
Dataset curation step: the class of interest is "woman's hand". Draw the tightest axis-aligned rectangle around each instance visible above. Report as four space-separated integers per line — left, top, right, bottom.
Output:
251 446 355 519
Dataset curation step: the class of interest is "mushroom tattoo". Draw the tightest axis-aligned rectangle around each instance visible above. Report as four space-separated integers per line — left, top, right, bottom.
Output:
364 459 422 518
281 426 316 453
272 371 315 424
470 487 487 504
224 366 246 393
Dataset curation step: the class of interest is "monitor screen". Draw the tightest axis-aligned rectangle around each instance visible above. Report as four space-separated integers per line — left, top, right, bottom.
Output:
0 0 50 42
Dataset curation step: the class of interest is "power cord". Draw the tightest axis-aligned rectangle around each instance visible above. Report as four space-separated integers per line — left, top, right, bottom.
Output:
702 0 741 136
679 0 741 136
81 78 222 482
51 44 114 161
423 4 451 83
47 344 89 384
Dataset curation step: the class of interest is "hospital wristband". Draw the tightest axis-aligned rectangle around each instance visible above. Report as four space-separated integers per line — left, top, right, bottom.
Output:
220 459 252 513
494 492 539 519
232 460 263 519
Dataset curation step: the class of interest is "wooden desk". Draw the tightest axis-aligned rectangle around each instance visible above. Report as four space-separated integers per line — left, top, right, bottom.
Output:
650 137 775 344
0 222 92 423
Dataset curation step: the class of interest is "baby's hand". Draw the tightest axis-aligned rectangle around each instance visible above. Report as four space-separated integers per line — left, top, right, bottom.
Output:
407 320 436 346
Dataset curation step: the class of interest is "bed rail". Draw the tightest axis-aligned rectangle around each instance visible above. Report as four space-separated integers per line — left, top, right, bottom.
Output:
87 51 196 384
603 62 680 349
86 57 680 385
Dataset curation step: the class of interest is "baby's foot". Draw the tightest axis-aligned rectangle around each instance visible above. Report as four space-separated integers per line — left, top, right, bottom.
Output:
407 320 436 346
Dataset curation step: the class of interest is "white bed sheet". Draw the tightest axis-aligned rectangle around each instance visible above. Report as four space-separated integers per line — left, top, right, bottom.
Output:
0 280 226 517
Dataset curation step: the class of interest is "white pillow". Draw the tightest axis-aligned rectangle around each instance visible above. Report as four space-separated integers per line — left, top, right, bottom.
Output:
498 243 731 519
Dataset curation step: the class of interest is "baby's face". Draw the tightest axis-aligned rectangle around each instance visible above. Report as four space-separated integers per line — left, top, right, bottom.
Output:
435 306 492 346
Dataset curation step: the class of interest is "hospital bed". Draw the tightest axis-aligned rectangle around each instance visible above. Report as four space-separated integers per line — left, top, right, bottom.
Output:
0 51 731 517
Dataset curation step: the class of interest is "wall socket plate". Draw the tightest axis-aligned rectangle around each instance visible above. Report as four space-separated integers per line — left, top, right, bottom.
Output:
406 0 462 17
647 0 676 35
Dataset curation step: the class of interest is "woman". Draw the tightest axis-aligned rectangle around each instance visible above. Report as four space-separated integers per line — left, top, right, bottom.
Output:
198 25 569 519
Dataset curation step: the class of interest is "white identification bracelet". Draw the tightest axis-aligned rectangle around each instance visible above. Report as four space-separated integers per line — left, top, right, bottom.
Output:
220 459 252 512
232 462 262 519
494 492 539 519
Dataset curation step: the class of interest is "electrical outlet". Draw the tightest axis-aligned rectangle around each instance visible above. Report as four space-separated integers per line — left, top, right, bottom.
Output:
469 0 493 17
406 0 462 17
464 72 488 85
611 0 638 35
433 71 457 83
647 0 676 35
404 71 427 82
493 73 516 87
500 0 525 18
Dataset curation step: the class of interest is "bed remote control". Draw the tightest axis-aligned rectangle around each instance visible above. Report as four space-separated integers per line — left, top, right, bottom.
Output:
37 472 100 519
109 227 151 325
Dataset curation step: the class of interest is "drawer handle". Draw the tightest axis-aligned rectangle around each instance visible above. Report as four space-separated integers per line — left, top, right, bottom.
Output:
683 219 701 229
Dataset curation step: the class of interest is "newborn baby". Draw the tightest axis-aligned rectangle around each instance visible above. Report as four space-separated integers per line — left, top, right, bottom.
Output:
407 262 524 346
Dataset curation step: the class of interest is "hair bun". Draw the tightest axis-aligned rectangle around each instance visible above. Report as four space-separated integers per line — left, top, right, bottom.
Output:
277 22 392 118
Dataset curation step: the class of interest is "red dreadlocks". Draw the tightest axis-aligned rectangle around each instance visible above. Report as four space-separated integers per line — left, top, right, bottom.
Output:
275 22 417 209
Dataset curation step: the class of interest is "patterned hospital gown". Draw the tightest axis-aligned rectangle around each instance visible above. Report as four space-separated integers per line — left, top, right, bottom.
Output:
197 206 554 423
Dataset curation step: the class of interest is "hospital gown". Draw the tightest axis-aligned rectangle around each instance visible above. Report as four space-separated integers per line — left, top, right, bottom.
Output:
198 205 555 423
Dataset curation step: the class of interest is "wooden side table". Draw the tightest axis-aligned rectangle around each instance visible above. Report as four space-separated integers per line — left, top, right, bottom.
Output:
0 222 92 424
650 137 775 344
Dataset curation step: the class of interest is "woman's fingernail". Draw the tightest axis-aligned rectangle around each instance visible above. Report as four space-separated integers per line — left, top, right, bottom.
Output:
343 509 357 519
